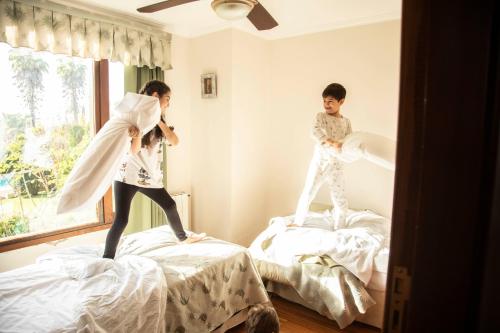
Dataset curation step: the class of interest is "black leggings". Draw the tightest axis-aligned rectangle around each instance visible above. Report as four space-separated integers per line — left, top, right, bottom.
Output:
103 181 187 259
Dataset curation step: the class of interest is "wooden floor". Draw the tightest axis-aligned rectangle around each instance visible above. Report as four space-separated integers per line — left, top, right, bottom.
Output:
227 295 381 333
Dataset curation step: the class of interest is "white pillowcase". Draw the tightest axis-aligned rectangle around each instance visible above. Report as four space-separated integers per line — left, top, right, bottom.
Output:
337 132 396 171
56 93 161 214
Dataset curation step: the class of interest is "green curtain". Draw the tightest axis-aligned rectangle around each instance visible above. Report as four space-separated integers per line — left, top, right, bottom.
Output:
123 65 167 234
124 66 165 94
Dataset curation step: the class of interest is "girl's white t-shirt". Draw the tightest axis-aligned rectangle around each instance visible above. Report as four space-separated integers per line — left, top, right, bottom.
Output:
115 136 165 188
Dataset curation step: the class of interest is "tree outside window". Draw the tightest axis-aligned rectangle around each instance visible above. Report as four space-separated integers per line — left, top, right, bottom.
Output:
0 43 96 239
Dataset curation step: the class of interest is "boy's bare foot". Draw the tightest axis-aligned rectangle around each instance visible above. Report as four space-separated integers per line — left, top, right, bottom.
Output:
181 232 207 244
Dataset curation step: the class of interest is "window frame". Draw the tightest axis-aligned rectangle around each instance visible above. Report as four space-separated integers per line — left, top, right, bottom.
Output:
0 60 114 253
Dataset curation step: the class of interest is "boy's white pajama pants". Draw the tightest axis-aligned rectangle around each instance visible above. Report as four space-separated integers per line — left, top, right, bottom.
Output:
294 148 348 229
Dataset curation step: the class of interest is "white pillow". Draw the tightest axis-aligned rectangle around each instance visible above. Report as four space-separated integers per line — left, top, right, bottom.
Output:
56 93 160 214
338 132 396 171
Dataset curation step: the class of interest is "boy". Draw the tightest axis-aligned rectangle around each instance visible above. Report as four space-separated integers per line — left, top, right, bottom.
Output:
293 83 352 229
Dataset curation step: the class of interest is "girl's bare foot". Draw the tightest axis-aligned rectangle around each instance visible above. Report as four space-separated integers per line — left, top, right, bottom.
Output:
181 232 207 244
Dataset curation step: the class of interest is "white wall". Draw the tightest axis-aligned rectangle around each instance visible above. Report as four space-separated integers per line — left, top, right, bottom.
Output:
229 30 271 245
187 30 234 241
164 35 192 195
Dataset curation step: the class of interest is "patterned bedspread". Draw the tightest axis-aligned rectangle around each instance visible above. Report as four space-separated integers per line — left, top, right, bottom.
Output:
117 226 270 333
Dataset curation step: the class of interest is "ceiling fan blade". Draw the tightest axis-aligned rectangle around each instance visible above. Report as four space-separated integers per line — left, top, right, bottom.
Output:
247 2 278 30
137 0 200 13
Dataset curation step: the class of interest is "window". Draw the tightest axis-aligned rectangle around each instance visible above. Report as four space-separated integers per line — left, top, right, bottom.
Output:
0 43 119 251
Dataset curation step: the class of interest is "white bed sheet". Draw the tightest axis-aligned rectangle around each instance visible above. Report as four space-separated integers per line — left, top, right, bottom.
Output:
0 248 168 333
250 209 390 285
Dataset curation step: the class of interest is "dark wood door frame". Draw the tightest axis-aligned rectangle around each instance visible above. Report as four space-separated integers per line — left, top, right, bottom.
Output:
384 0 500 332
476 2 500 330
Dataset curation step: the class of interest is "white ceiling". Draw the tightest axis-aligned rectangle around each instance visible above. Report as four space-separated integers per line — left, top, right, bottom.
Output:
57 0 402 39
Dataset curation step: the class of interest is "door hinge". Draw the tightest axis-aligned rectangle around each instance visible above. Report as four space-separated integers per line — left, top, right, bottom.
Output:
388 266 411 333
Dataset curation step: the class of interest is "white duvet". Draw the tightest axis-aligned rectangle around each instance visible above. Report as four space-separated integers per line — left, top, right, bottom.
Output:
250 210 389 285
0 246 167 333
57 93 161 214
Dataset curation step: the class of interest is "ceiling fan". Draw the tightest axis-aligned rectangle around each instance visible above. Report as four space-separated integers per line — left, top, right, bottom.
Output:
137 0 278 31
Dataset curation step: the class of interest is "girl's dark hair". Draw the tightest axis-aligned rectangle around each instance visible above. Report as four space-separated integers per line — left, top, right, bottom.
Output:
246 304 280 333
322 83 346 101
139 80 171 147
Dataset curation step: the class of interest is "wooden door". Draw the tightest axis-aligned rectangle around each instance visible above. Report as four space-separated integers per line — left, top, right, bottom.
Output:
384 0 500 332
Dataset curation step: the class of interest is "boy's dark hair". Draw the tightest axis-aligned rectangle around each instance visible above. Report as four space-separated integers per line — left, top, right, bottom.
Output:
139 80 171 147
246 304 280 333
322 83 346 101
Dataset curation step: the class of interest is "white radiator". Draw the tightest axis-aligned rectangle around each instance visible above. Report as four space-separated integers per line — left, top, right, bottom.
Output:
151 192 191 230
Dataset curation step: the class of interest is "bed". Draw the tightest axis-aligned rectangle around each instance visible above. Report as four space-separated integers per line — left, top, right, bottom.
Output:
248 209 390 329
0 226 269 333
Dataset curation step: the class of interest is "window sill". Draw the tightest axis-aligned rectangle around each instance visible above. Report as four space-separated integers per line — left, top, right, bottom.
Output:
0 222 112 253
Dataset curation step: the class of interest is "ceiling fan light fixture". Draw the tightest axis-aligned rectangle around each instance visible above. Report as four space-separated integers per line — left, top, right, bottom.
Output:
211 0 257 20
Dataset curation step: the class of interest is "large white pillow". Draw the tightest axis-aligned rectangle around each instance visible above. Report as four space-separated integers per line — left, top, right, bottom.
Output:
339 132 396 171
56 93 160 214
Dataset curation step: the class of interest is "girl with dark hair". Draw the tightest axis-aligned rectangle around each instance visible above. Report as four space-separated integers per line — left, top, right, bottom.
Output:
103 80 205 259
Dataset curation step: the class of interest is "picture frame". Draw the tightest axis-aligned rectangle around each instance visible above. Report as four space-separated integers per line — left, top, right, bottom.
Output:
201 73 217 98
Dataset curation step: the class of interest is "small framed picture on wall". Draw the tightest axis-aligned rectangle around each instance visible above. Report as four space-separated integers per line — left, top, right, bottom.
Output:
201 73 217 98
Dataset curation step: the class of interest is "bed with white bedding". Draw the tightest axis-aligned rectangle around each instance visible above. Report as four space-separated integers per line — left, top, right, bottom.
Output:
0 226 269 333
249 209 390 329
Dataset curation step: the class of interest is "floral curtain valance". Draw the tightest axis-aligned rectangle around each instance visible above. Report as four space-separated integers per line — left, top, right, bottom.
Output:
0 0 172 69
